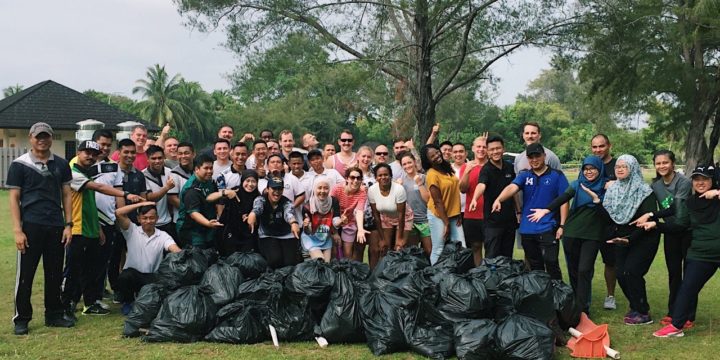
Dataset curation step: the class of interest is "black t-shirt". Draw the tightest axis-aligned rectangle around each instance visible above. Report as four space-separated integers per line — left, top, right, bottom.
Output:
603 157 617 181
478 160 518 228
117 166 148 223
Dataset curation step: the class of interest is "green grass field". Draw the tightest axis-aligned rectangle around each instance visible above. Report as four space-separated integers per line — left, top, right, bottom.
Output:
0 189 718 359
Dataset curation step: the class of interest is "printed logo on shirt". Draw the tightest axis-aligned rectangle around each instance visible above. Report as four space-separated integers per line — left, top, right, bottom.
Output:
525 177 534 186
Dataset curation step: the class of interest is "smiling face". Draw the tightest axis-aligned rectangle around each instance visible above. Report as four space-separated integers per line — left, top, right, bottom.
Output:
242 177 257 193
375 166 391 187
119 145 137 167
289 156 304 177
452 144 466 165
314 182 330 200
487 140 504 163
440 144 452 161
148 150 165 172
401 155 416 176
280 132 294 152
614 160 630 180
654 154 674 178
30 132 53 152
472 138 487 162
131 127 148 149
77 149 98 167
427 147 443 166
231 145 249 168
528 153 546 171
583 165 599 182
254 143 268 161
357 148 373 169
218 126 234 140
591 136 611 160
96 135 113 161
692 176 712 194
267 141 280 155
138 208 158 233
195 162 214 182
214 141 230 161
268 187 283 203
522 124 541 145
164 138 179 158
338 133 354 152
346 170 363 191
177 146 194 168
374 145 389 164
392 140 407 157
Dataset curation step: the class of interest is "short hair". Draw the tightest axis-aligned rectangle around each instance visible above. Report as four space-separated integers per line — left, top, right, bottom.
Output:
194 154 214 169
522 121 541 133
279 129 293 137
131 124 147 133
439 140 453 148
214 138 231 148
252 139 267 148
486 135 505 147
218 124 234 132
232 142 248 151
288 151 304 160
137 204 157 216
345 166 362 178
146 145 164 157
452 143 466 149
592 133 611 144
92 129 113 141
260 129 273 136
372 162 392 177
397 150 415 163
339 129 353 139
393 138 407 145
164 136 178 143
118 138 136 150
177 141 194 152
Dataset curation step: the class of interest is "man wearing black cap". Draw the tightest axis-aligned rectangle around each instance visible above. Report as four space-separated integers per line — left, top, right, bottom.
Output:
64 141 145 317
492 143 569 280
9 122 74 334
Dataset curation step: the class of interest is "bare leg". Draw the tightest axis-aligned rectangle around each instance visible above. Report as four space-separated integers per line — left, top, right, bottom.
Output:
308 249 324 260
420 236 432 257
322 249 331 263
343 241 355 260
471 241 483 266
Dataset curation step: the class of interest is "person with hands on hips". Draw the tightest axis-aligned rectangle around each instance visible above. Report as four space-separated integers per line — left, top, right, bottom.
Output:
491 143 568 280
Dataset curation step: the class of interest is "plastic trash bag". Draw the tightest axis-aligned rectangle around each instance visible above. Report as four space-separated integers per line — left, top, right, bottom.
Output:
199 261 244 306
551 279 581 330
143 285 217 343
453 319 498 360
434 241 475 273
360 288 413 355
406 320 455 359
204 299 270 344
469 256 525 296
268 287 315 341
225 251 268 279
236 266 293 302
285 259 336 298
316 260 370 343
495 271 556 324
495 314 555 360
435 272 493 321
369 247 430 289
156 248 210 289
123 283 169 338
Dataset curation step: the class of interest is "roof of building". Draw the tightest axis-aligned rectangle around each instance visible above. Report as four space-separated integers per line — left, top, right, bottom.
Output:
0 80 157 131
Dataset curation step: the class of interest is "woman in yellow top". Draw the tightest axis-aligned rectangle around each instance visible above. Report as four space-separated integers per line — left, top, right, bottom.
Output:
420 143 465 264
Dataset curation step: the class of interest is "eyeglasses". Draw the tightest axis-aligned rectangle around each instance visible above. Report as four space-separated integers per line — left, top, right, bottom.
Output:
582 167 598 172
614 165 628 169
375 152 388 156
348 175 362 180
339 138 354 143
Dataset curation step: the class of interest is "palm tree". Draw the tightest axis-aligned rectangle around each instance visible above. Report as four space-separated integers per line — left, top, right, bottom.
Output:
3 84 24 98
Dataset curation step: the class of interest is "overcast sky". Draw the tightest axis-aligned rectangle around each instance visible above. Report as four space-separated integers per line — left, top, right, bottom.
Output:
0 0 549 106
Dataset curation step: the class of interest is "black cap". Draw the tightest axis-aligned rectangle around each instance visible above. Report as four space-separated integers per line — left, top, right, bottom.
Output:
307 149 323 159
526 143 545 156
78 140 101 153
690 165 715 179
267 176 284 189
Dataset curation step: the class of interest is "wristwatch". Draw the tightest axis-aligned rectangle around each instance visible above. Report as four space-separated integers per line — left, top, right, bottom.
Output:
64 221 74 228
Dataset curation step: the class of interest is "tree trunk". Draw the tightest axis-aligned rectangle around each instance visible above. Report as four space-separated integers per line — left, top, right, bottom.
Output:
414 0 436 144
684 109 711 171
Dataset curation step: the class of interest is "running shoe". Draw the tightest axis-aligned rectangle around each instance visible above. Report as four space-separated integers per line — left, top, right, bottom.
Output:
653 324 684 337
604 296 617 310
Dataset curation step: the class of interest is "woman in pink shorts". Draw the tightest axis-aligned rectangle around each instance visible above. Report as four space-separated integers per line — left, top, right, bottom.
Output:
330 166 368 260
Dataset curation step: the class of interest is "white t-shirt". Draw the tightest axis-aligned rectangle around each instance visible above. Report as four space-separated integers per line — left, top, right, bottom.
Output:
142 167 173 226
169 165 192 221
92 161 122 226
367 181 407 217
219 166 243 190
121 222 176 274
213 160 232 181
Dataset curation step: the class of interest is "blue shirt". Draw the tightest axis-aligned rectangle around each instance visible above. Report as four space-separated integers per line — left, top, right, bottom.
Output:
512 167 569 234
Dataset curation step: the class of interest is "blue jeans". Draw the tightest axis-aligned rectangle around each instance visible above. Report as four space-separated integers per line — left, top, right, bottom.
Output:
427 212 465 264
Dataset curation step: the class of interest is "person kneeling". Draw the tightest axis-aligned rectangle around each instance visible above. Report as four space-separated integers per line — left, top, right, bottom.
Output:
115 201 181 315
301 179 342 262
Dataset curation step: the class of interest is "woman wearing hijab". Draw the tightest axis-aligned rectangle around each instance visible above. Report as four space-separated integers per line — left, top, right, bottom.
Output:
301 178 341 262
585 154 659 325
528 155 607 315
644 165 720 337
218 170 260 256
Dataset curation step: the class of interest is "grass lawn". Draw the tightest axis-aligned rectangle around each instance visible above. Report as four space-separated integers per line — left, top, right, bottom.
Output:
0 189 718 359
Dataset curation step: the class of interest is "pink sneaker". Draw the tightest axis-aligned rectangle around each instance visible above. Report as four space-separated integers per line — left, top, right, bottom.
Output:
653 324 684 338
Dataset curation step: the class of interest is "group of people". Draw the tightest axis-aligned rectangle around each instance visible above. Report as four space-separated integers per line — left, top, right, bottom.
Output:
10 120 720 341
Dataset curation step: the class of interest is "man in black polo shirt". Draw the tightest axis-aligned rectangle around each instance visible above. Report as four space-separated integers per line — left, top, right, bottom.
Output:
9 122 75 335
469 136 519 258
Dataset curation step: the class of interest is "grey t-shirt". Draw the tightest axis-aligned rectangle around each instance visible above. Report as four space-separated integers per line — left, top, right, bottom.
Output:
651 172 692 224
513 147 562 173
401 174 428 223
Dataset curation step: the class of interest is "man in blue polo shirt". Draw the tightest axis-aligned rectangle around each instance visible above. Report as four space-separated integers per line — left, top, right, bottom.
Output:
492 143 568 279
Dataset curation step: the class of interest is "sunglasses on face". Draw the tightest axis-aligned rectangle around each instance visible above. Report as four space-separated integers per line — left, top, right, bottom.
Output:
348 175 362 180
339 138 354 143
375 152 388 156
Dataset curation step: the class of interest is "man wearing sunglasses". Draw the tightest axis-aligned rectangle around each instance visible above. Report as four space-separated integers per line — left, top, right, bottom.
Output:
324 129 357 178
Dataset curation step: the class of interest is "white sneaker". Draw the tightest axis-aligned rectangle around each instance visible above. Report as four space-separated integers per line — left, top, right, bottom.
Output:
95 300 110 310
604 295 616 310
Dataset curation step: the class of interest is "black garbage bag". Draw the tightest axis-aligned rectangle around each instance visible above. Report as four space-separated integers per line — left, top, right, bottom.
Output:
225 251 268 279
551 279 581 330
199 247 218 266
369 247 430 289
286 259 336 298
494 271 556 324
204 299 270 344
360 288 413 355
434 241 475 273
435 272 493 321
469 256 525 296
454 319 498 360
268 287 315 341
495 314 555 360
156 248 210 289
236 266 293 302
143 285 217 343
123 283 170 337
316 261 370 343
406 320 455 359
199 261 245 306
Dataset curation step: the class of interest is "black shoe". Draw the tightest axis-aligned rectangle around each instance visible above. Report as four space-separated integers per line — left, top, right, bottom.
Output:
45 316 75 328
82 303 110 316
14 321 29 335
64 301 78 322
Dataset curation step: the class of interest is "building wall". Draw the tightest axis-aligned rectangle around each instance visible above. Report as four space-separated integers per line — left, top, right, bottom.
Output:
0 128 83 160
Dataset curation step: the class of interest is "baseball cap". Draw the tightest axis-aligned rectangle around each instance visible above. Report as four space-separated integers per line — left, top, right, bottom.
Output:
78 140 101 153
29 122 54 137
690 165 715 179
307 149 323 159
268 176 284 189
526 143 545 156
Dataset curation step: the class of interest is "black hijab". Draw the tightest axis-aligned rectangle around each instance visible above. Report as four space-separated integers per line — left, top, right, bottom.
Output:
238 170 260 214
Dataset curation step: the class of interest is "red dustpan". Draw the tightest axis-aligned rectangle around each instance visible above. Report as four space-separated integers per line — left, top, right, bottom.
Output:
567 313 620 359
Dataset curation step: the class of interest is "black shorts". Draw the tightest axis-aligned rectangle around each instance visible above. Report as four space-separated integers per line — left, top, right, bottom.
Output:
599 240 616 266
463 218 485 247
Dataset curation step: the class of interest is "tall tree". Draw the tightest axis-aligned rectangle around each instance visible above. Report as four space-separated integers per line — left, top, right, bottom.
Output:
175 0 572 141
2 84 23 98
572 0 720 168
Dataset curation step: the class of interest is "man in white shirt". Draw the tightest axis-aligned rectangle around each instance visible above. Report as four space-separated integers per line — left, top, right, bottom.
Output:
143 145 177 240
212 138 232 178
306 149 345 194
115 201 180 315
219 142 250 189
168 142 195 222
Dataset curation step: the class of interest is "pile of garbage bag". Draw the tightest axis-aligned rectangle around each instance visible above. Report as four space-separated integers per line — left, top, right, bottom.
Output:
124 244 580 359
